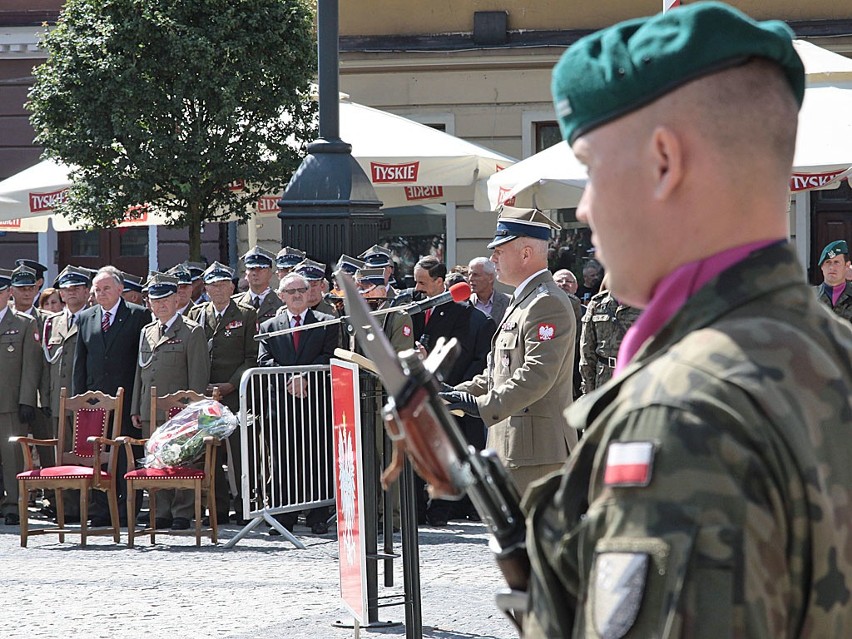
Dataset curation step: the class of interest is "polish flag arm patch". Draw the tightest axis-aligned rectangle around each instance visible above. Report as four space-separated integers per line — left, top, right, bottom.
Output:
603 441 655 487
402 325 411 337
537 323 555 341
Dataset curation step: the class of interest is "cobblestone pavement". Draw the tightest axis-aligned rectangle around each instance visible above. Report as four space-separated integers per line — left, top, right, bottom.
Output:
2 507 517 639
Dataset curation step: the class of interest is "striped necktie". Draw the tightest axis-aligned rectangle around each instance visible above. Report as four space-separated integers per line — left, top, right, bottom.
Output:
101 310 111 333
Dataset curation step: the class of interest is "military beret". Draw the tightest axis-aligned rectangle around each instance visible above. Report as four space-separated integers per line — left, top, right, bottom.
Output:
10 265 37 287
275 246 306 270
203 261 235 284
0 268 12 291
55 265 91 289
355 267 386 286
335 254 366 276
121 272 145 293
166 264 193 285
487 206 561 249
145 272 178 300
242 245 275 269
15 259 47 280
818 240 849 265
294 259 327 281
358 245 393 268
183 261 207 281
551 2 805 145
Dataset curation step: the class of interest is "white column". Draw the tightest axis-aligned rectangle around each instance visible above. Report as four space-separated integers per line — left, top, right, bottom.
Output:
39 219 59 286
445 203 457 267
793 191 810 270
148 224 159 271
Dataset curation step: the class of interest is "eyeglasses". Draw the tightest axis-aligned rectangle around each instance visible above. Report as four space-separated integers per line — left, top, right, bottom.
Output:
282 286 308 295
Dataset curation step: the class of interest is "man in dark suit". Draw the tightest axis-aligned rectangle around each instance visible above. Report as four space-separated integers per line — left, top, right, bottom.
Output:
257 272 339 534
410 256 484 526
73 265 150 526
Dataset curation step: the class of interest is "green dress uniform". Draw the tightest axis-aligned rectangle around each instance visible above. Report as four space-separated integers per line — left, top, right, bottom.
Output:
0 309 41 516
523 243 852 638
43 310 82 517
232 289 282 325
456 270 578 495
188 299 258 518
131 314 210 520
579 290 641 393
814 281 852 323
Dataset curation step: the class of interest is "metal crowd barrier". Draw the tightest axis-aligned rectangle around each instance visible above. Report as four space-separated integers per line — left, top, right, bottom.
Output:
225 365 335 548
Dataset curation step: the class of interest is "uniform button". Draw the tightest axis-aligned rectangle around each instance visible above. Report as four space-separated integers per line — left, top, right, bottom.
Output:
523 408 529 413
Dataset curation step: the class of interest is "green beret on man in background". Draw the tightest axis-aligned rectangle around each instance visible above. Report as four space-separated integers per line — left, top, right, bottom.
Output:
814 239 852 322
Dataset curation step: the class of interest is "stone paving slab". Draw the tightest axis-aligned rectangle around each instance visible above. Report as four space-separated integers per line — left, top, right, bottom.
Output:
1 511 516 639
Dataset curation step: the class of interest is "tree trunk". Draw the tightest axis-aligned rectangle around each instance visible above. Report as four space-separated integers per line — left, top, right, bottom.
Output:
188 201 202 261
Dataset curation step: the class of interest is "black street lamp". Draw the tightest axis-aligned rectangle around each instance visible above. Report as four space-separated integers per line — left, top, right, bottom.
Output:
277 0 383 268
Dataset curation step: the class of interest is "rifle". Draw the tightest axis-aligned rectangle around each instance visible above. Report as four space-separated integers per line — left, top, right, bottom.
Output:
339 274 530 633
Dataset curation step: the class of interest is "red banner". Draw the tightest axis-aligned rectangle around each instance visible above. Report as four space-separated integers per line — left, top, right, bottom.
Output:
28 188 68 213
789 169 850 192
331 361 368 623
370 161 420 183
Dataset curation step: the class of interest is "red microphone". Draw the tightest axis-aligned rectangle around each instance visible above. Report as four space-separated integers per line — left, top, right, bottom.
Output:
409 282 472 315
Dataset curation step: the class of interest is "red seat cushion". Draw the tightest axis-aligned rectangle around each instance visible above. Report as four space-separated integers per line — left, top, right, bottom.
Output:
125 467 205 480
18 466 111 480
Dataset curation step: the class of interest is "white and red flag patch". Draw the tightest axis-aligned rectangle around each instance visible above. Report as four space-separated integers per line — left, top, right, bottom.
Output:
537 323 555 341
603 441 655 487
402 325 411 337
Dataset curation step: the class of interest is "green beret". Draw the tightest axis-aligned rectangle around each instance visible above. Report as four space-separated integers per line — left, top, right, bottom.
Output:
552 2 805 145
819 240 848 265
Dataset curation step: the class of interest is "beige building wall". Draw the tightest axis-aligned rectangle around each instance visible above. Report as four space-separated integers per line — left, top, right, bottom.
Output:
341 0 849 36
339 1 852 266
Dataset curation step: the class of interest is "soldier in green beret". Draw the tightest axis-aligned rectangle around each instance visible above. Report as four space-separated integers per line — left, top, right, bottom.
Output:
814 239 852 322
520 3 852 637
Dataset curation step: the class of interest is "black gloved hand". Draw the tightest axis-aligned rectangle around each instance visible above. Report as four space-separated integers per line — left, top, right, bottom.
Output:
18 404 36 424
41 406 52 419
438 391 480 418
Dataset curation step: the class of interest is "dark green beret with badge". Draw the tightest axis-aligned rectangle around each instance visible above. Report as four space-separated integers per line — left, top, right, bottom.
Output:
551 1 805 145
818 240 849 265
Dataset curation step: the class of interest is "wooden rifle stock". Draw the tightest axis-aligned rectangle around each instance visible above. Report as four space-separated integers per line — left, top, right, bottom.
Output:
382 348 530 631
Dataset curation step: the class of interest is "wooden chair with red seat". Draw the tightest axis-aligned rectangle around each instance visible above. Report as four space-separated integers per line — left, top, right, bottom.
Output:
122 386 222 548
12 387 125 547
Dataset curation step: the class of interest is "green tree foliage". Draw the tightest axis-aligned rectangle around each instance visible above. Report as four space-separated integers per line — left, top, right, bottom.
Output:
28 0 318 259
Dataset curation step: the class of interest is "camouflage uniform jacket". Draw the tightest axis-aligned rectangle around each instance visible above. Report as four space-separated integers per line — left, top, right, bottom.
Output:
523 242 852 638
579 291 641 393
814 280 852 323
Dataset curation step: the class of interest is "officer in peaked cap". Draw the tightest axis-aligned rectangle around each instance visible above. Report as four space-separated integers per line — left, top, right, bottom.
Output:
233 246 282 323
121 272 145 306
53 265 91 290
440 203 577 497
0 265 42 525
517 3 852 637
42 265 92 522
131 271 208 530
815 239 852 322
166 264 195 316
14 259 47 288
485 205 561 249
188 260 257 524
275 246 306 281
183 261 208 304
358 244 399 296
294 259 338 317
334 254 366 278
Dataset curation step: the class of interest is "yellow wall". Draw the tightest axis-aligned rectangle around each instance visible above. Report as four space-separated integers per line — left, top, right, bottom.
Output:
341 0 850 36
